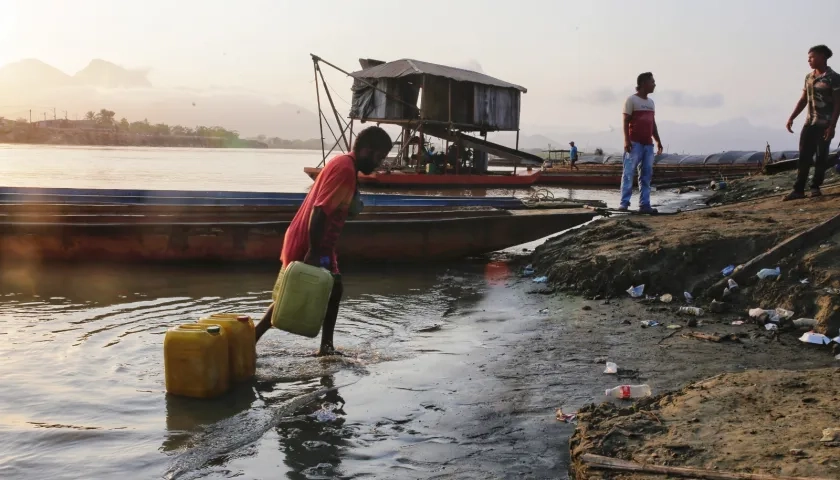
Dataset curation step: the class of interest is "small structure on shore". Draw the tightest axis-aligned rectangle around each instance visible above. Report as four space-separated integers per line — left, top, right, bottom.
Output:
309 54 543 175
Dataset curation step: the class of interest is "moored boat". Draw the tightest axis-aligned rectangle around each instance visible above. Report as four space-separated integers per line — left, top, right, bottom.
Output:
0 186 597 265
303 166 541 188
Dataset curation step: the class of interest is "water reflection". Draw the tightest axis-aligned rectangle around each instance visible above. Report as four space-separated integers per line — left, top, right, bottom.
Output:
0 260 493 479
162 384 260 453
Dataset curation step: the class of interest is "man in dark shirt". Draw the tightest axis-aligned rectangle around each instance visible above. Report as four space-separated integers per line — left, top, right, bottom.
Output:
784 44 840 200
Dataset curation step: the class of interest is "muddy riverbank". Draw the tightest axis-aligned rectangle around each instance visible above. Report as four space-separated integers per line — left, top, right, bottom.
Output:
533 168 840 335
525 169 840 478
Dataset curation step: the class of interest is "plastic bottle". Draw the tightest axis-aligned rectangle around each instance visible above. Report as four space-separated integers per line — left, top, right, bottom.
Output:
756 267 781 280
605 384 652 399
679 306 703 316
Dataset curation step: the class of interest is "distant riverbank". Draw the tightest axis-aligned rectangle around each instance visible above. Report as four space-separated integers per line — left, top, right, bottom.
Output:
0 124 323 150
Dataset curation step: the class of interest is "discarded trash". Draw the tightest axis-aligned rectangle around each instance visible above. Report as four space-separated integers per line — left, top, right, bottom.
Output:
533 276 548 283
775 307 795 320
312 406 339 423
640 320 660 328
709 300 727 313
666 324 683 330
627 284 645 298
799 332 832 345
722 287 731 298
749 308 781 323
555 408 577 423
605 384 652 399
827 288 840 295
678 306 703 316
765 323 778 331
721 265 735 276
604 362 618 374
793 318 817 328
820 428 840 443
684 292 693 304
660 293 673 303
523 265 535 276
800 279 810 285
728 279 739 290
731 321 745 326
757 267 781 280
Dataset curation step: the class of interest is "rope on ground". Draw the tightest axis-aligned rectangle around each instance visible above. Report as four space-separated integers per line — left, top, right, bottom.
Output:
522 188 555 207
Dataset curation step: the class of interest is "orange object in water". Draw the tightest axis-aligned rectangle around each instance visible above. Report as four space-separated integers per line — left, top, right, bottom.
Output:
164 324 230 398
198 314 256 382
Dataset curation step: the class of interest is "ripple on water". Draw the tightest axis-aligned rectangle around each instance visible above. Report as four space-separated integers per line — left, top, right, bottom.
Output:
0 263 489 479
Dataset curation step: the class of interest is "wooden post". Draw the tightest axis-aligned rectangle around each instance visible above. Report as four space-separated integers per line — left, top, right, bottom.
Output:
348 119 354 151
448 79 452 125
314 61 326 166
316 63 350 152
514 129 520 174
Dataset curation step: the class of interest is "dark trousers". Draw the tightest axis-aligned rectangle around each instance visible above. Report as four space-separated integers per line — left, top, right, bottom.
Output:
794 125 833 193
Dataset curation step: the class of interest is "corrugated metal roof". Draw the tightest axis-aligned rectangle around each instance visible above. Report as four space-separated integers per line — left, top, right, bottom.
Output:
350 59 527 93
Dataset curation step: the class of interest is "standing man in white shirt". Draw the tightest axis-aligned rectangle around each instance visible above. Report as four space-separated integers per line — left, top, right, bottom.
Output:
620 72 663 213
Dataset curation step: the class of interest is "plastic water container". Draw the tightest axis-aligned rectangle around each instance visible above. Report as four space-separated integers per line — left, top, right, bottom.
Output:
271 261 334 338
605 384 652 399
198 314 256 382
164 324 230 398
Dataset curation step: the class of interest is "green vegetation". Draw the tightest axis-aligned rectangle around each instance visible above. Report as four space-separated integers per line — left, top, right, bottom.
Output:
0 109 321 150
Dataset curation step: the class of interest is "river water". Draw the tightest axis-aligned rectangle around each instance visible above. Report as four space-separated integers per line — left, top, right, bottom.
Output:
0 145 700 479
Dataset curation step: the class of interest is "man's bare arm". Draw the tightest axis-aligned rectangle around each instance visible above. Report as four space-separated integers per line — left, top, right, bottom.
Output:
623 114 632 152
787 90 807 132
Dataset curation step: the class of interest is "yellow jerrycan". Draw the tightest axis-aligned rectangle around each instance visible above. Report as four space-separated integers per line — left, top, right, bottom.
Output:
198 314 256 382
271 261 334 338
164 324 230 399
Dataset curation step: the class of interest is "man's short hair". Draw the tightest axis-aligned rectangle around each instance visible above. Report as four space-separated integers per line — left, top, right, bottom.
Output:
636 72 654 87
353 126 393 154
809 45 833 59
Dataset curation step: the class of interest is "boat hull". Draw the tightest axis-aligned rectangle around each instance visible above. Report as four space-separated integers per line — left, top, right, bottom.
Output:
536 165 760 187
0 209 595 265
303 167 540 188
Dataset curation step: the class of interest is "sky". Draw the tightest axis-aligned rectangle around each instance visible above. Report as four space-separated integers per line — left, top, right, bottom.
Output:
1 0 839 139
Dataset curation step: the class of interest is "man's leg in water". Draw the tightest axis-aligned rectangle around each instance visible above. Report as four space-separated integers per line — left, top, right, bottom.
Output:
254 304 274 343
317 275 344 356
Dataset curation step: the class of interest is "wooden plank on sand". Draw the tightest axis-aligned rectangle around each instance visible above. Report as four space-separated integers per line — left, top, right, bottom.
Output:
582 453 833 480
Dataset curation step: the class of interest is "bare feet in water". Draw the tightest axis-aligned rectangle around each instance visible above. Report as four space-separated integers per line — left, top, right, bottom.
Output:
316 343 344 357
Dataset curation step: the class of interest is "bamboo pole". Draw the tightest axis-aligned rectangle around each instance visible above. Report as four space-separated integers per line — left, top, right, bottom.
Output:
316 63 350 152
313 61 326 166
581 454 833 480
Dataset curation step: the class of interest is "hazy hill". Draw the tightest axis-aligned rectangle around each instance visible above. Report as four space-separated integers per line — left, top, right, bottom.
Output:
74 59 152 88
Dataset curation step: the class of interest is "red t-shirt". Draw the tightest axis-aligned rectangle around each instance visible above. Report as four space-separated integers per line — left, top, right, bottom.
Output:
281 153 357 273
623 94 656 145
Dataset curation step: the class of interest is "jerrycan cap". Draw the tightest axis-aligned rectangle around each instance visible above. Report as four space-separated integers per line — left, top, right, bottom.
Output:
206 325 221 335
236 315 250 322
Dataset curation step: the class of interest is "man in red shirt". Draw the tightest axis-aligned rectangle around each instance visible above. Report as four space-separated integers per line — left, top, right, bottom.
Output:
255 126 393 356
620 72 663 214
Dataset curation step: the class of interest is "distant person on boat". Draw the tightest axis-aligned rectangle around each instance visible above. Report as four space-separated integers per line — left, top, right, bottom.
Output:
254 126 394 356
569 141 579 170
620 72 663 213
783 44 840 201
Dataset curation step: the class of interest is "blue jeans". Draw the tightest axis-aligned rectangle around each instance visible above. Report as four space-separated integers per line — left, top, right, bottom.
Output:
620 142 654 209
